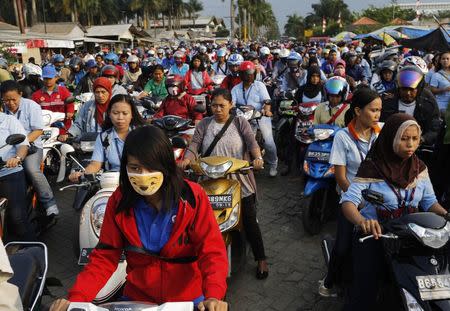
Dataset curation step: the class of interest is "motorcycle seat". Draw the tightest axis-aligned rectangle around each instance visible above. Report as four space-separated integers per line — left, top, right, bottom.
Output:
8 246 45 310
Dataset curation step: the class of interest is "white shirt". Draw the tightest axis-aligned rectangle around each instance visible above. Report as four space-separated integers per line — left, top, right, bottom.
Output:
398 100 416 116
231 81 271 111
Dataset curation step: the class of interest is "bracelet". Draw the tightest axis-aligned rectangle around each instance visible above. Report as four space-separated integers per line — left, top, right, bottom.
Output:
14 156 23 162
255 157 263 161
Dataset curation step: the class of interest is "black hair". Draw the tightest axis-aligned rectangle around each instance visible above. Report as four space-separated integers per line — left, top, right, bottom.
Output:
102 94 145 131
344 86 380 126
435 52 449 72
0 80 22 96
152 64 164 75
116 125 185 214
190 55 206 71
211 88 232 102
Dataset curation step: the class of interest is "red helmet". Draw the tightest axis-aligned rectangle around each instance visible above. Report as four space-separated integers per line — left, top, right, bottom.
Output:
101 65 119 78
239 61 256 73
165 75 184 89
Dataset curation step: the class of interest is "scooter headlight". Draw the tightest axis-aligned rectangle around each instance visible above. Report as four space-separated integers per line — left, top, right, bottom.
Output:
80 141 95 153
408 222 450 249
90 196 108 238
200 160 233 179
236 109 254 120
401 288 424 311
219 203 240 232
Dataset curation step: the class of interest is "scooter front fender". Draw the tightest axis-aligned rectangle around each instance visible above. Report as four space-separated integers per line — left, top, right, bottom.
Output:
304 178 333 197
391 255 450 311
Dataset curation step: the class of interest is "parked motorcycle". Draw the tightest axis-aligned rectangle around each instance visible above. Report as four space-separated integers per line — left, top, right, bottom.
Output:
190 156 250 276
302 124 340 235
322 189 450 310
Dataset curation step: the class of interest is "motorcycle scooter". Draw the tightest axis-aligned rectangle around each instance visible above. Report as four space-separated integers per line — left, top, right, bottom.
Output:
190 156 252 276
68 301 194 311
59 145 127 304
322 189 450 310
301 124 340 235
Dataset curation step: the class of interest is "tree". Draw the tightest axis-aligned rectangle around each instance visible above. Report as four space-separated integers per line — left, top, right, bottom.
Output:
359 5 415 25
284 14 304 39
307 0 352 28
184 0 203 24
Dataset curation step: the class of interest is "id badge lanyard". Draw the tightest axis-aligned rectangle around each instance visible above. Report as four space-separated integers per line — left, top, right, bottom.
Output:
242 83 254 106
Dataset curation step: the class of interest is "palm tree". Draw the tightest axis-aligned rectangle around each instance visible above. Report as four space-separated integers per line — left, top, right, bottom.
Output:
284 14 304 38
184 0 203 25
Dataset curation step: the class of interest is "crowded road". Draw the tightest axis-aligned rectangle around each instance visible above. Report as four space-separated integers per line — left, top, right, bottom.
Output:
40 170 339 311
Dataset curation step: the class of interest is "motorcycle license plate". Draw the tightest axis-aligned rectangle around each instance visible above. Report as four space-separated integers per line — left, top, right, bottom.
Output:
416 275 450 301
78 248 125 265
306 151 330 162
208 195 232 209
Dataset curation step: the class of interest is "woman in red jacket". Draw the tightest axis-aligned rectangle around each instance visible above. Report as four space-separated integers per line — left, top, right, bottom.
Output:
184 55 213 95
50 126 228 311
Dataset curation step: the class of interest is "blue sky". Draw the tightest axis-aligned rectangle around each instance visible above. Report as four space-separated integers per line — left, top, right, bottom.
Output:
201 0 413 31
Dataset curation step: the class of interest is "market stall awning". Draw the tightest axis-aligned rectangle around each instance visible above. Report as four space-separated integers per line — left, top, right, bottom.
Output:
399 27 450 52
331 31 356 42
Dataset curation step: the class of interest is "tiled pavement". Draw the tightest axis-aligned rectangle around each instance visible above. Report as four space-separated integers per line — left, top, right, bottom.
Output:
39 172 342 311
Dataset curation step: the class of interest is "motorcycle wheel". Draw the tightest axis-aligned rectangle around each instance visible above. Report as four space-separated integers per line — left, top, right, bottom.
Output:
72 209 81 259
43 149 60 185
302 189 326 235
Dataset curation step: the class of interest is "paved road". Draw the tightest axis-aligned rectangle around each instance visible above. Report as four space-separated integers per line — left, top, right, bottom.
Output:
40 170 342 311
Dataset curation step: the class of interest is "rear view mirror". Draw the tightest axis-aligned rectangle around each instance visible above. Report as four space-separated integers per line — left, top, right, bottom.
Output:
6 134 26 145
194 104 206 113
172 136 187 149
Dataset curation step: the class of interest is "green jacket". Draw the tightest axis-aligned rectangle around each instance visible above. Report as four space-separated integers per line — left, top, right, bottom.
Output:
144 77 168 99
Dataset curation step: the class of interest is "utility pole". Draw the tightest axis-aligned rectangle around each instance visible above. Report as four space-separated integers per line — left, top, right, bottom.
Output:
41 0 47 33
15 0 26 34
230 0 235 38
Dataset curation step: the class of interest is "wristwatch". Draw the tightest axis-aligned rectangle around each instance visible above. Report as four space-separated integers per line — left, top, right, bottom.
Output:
255 157 263 161
14 156 23 162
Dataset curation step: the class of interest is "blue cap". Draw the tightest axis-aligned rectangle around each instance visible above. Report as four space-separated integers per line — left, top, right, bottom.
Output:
86 59 97 69
42 65 57 79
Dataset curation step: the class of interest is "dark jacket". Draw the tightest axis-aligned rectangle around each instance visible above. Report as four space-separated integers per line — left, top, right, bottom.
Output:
381 88 441 146
74 73 99 96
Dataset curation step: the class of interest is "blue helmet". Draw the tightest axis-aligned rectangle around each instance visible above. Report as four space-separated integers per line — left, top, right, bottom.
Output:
217 48 227 58
51 54 65 63
324 76 349 103
227 53 244 66
104 52 119 65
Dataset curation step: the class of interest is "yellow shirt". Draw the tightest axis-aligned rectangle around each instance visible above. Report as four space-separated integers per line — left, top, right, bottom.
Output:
313 102 349 128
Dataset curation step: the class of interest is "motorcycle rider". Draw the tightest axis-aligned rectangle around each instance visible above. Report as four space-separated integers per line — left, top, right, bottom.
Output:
104 52 124 80
68 94 144 181
168 51 190 78
380 66 440 147
31 65 74 134
181 88 269 279
271 48 290 82
313 77 350 128
73 59 99 96
212 48 228 76
345 51 368 85
184 55 213 95
371 60 397 96
19 63 43 99
153 75 203 124
67 57 85 88
2 80 59 217
295 66 325 103
122 54 142 86
0 110 33 241
101 65 127 97
220 54 244 91
321 48 339 77
231 61 279 177
319 87 382 297
50 125 228 311
143 64 168 99
340 113 448 311
280 52 305 94
51 54 70 83
0 58 13 84
59 77 113 141
259 46 273 76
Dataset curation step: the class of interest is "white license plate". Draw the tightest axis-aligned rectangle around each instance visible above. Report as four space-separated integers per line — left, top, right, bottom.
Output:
416 274 450 301
208 195 232 209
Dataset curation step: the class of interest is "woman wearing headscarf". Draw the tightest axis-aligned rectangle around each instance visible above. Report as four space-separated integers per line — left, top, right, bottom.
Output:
340 113 449 311
59 77 113 141
295 66 325 103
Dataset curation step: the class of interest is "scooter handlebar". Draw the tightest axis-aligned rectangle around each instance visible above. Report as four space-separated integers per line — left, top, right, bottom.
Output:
358 233 398 243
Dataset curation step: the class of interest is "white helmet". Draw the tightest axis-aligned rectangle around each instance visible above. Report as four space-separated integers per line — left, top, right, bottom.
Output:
260 46 270 56
279 48 290 58
272 48 281 55
398 56 428 74
199 45 207 53
23 63 42 77
127 55 139 63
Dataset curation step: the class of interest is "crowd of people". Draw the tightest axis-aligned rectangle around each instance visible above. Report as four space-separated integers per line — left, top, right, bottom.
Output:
0 39 449 310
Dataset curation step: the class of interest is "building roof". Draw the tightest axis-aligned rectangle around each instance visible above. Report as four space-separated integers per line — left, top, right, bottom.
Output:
352 17 380 26
86 24 134 40
0 21 19 31
28 22 86 35
390 18 411 25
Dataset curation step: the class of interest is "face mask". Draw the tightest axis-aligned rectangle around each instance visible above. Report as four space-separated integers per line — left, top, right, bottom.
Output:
167 86 180 96
334 68 346 77
175 59 183 65
127 169 164 196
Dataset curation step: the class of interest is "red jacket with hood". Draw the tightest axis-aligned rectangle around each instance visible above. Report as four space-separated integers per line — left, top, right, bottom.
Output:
184 70 213 95
154 93 203 121
68 180 228 304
